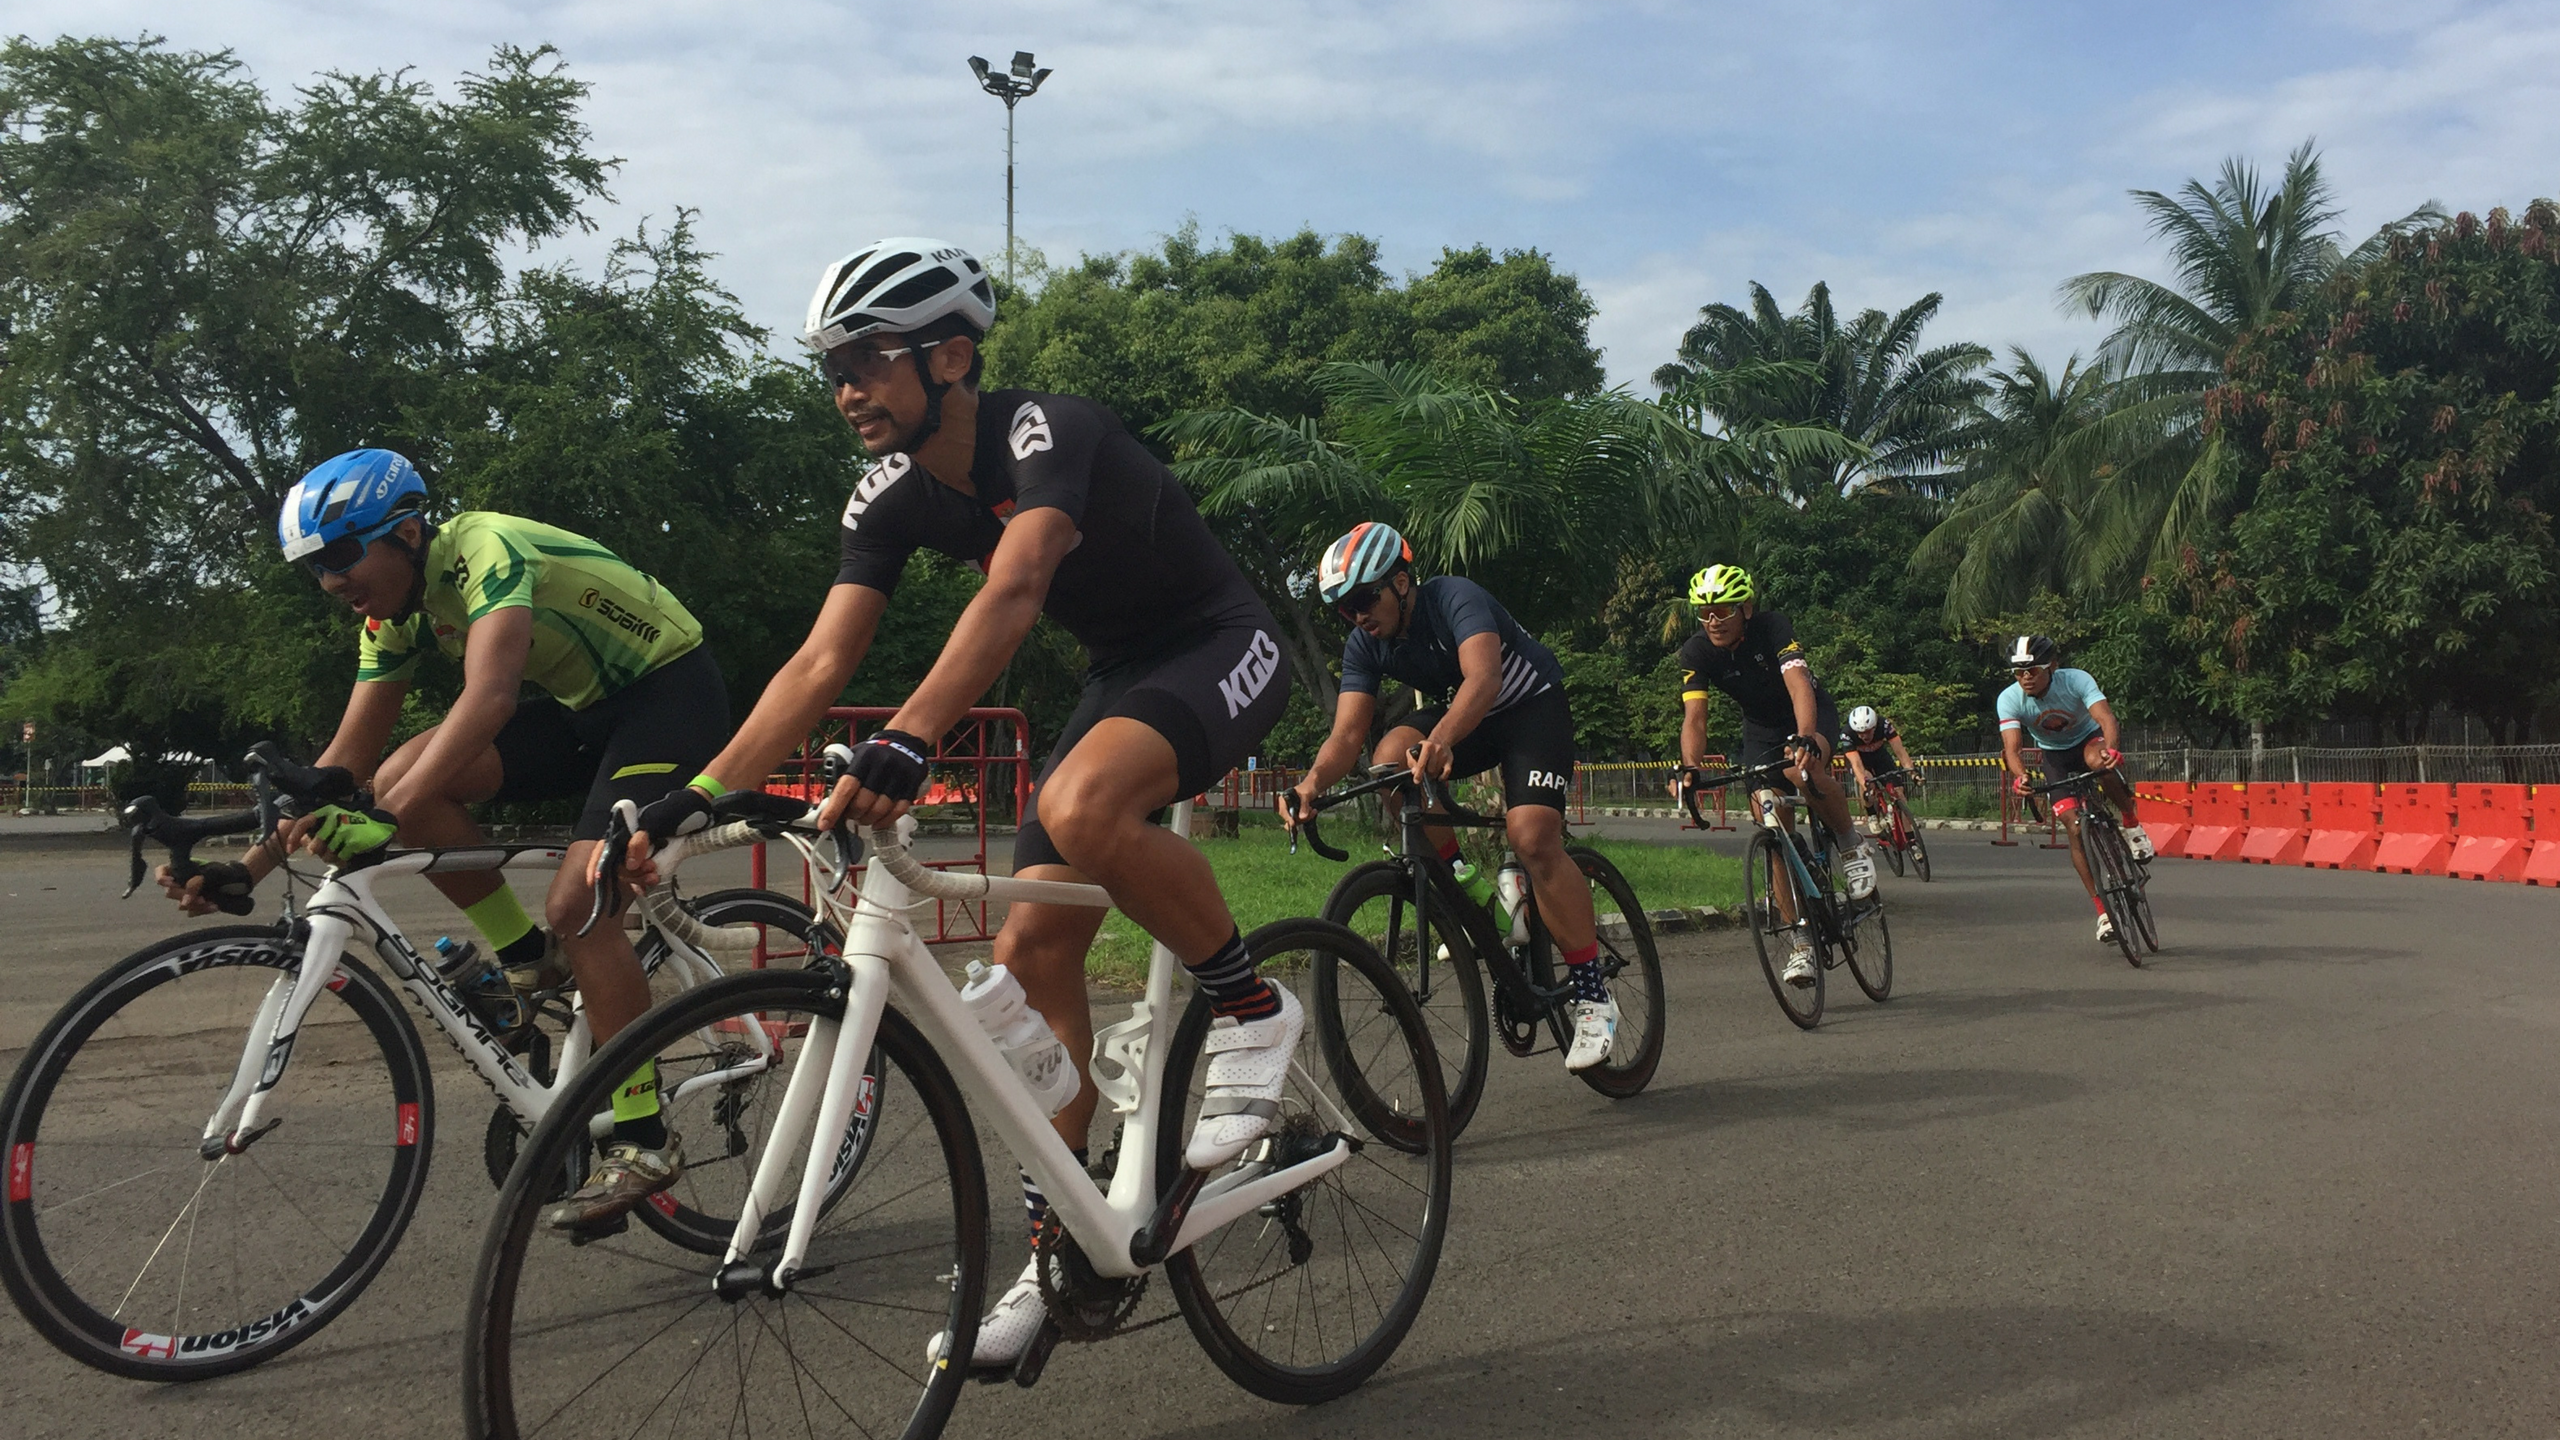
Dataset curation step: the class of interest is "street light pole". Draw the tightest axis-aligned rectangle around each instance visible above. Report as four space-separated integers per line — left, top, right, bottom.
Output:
967 51 1053 287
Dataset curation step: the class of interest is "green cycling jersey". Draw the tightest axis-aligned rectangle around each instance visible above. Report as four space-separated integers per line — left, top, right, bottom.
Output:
355 512 703 710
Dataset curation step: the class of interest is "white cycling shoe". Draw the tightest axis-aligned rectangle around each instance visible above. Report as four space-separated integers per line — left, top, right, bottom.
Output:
1783 943 1818 989
926 1256 1045 1373
1565 997 1617 1071
2125 823 2156 862
1184 985 1303 1171
1841 843 1880 899
2096 912 2117 945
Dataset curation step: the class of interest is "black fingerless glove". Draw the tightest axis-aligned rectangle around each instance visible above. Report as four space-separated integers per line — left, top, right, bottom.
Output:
845 728 929 802
197 860 256 916
633 784 718 843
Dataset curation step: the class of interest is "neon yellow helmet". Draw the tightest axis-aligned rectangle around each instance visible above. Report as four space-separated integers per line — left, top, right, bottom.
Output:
1687 564 1756 607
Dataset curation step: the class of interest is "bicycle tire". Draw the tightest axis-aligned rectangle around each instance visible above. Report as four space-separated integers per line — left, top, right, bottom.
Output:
2086 819 2145 967
1320 861 1489 1138
1160 916 1451 1405
1905 807 1933 882
1846 902 1894 1002
1880 815 1907 877
1531 847 1665 1099
1744 829 1824 1030
624 889 881 1255
1 926 433 1382
465 969 986 1440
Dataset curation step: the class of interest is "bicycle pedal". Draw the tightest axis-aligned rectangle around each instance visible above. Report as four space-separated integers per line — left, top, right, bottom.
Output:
564 1211 630 1247
1008 1319 1064 1388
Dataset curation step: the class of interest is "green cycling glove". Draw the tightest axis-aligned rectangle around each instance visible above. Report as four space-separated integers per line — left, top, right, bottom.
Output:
309 803 399 863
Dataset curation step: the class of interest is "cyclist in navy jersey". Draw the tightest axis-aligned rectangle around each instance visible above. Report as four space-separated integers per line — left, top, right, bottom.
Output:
1280 524 1616 1072
609 239 1290 1378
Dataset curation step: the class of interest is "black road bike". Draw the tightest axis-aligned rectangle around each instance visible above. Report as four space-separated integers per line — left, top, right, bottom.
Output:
1686 758 1892 1031
2027 769 2157 965
1290 762 1666 1137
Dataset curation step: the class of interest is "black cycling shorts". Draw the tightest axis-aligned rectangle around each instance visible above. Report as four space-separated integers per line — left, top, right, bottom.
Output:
1015 601 1291 871
1402 686 1576 813
491 644 731 841
1737 689 1842 798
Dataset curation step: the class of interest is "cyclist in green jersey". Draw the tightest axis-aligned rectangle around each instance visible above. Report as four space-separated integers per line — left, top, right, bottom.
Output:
159 449 728 1225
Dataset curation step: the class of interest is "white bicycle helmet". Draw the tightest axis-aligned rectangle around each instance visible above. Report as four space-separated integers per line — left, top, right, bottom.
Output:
803 238 996 352
1847 705 1880 734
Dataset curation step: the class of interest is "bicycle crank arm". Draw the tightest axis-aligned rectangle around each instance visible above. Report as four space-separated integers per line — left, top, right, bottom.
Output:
1127 1168 1208 1268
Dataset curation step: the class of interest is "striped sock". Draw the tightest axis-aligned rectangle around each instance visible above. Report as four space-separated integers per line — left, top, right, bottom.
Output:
1563 942 1608 1002
1188 929 1279 1020
1022 1148 1089 1235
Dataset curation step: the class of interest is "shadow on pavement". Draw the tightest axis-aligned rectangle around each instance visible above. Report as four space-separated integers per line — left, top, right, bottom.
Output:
1162 1303 2274 1440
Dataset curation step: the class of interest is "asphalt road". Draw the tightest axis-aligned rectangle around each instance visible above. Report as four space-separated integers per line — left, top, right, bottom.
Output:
4 816 2558 1437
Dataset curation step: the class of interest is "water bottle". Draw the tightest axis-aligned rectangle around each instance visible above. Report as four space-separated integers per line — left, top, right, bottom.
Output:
960 961 1080 1117
433 934 485 983
1495 861 1532 945
1452 858 1499 918
434 936 529 1039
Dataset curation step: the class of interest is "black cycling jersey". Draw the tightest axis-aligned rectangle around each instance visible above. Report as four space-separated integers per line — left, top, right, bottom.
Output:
1840 718 1900 755
835 389 1261 666
1677 611 1832 729
1339 576 1561 714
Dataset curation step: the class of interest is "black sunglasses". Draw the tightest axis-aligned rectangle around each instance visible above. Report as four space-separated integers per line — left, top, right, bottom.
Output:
304 534 371 575
1335 582 1391 621
820 339 945 392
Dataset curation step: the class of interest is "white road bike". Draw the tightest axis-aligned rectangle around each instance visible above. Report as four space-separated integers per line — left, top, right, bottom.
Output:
0 745 863 1381
464 775 1453 1440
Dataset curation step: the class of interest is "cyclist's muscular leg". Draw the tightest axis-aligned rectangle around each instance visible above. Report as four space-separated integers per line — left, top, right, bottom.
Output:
1505 805 1592 951
539 842 651 1045
373 727 508 911
2083 737 2140 825
1372 724 1457 856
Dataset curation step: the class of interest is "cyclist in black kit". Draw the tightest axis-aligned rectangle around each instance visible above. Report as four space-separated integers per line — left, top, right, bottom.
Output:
1279 524 1614 1072
610 238 1291 1375
1673 564 1879 989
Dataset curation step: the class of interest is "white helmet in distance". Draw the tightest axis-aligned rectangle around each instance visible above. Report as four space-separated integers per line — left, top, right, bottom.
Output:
803 238 996 351
1847 705 1880 735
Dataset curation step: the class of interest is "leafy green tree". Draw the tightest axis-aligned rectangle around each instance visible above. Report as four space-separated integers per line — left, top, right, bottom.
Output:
1651 282 1989 498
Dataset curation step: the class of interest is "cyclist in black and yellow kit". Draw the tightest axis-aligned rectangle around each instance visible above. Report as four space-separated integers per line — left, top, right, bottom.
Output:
161 448 725 1226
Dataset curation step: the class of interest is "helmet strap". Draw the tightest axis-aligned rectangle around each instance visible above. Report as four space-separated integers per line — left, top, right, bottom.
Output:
900 347 952 454
381 521 434 623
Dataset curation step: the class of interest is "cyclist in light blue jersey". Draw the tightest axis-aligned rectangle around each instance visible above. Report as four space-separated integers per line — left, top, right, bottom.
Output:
1994 634 2155 944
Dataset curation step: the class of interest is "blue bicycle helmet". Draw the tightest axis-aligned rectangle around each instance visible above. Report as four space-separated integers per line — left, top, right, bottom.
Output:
277 449 427 565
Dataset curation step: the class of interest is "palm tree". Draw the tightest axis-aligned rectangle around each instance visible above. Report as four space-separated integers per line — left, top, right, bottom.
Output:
1911 351 2194 627
1652 282 1990 499
2054 140 2441 570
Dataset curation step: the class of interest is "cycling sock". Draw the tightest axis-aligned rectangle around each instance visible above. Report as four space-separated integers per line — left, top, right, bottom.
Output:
1188 928 1279 1020
1563 942 1608 1002
2092 895 2109 916
610 1059 667 1149
1436 838 1462 864
1020 1148 1089 1235
495 927 548 971
464 885 537 955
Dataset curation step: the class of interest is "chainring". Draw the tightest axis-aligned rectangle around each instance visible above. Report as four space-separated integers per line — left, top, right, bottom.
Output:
1031 1213 1148 1342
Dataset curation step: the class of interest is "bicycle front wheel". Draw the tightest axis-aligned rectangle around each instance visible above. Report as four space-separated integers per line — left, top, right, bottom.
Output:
1744 830 1824 1030
1904 807 1933 882
1160 917 1451 1406
1320 860 1488 1137
1530 847 1666 1099
2088 822 2148 967
1880 812 1907 876
465 969 986 1440
1846 902 1895 1003
0 926 432 1381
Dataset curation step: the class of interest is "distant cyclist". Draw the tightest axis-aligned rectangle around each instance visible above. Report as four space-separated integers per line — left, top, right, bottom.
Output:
1839 705 1920 835
1994 634 2156 944
607 239 1292 1377
162 448 724 1226
1673 564 1877 990
1281 523 1614 1072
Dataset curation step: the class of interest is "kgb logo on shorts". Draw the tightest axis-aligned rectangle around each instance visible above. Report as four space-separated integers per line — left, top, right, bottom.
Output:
1218 631 1282 719
1009 402 1054 460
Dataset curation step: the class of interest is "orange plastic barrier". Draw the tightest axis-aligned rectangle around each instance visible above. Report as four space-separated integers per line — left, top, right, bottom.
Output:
2134 781 2190 855
2447 784 2529 882
2524 785 2560 887
2304 783 2381 870
2182 783 2247 861
2240 783 2310 865
2374 783 2455 876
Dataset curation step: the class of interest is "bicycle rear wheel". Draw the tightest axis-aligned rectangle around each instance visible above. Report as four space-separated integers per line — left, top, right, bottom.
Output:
465 969 985 1440
1529 847 1665 1099
1161 917 1451 1406
1744 830 1823 1030
1320 861 1488 1138
1 926 432 1381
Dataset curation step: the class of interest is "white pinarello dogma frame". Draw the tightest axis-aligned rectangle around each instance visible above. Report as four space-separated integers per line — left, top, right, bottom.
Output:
197 838 777 1164
653 801 1354 1287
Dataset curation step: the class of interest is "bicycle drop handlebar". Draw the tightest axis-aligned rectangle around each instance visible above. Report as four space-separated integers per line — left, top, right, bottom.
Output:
119 741 363 909
1284 753 1503 864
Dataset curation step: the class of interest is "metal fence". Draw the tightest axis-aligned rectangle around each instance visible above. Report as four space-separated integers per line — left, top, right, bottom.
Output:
2126 745 2560 787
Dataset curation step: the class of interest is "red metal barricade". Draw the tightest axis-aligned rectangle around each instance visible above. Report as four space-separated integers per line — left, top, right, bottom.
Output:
2448 784 2529 882
2305 783 2381 870
2240 783 2311 865
2374 783 2455 876
748 707 1032 954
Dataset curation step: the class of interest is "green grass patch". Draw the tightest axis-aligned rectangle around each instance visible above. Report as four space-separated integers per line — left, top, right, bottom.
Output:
1082 825 1743 982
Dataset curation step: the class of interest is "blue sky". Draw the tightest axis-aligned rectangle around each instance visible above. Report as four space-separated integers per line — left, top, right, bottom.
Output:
23 1 2560 387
